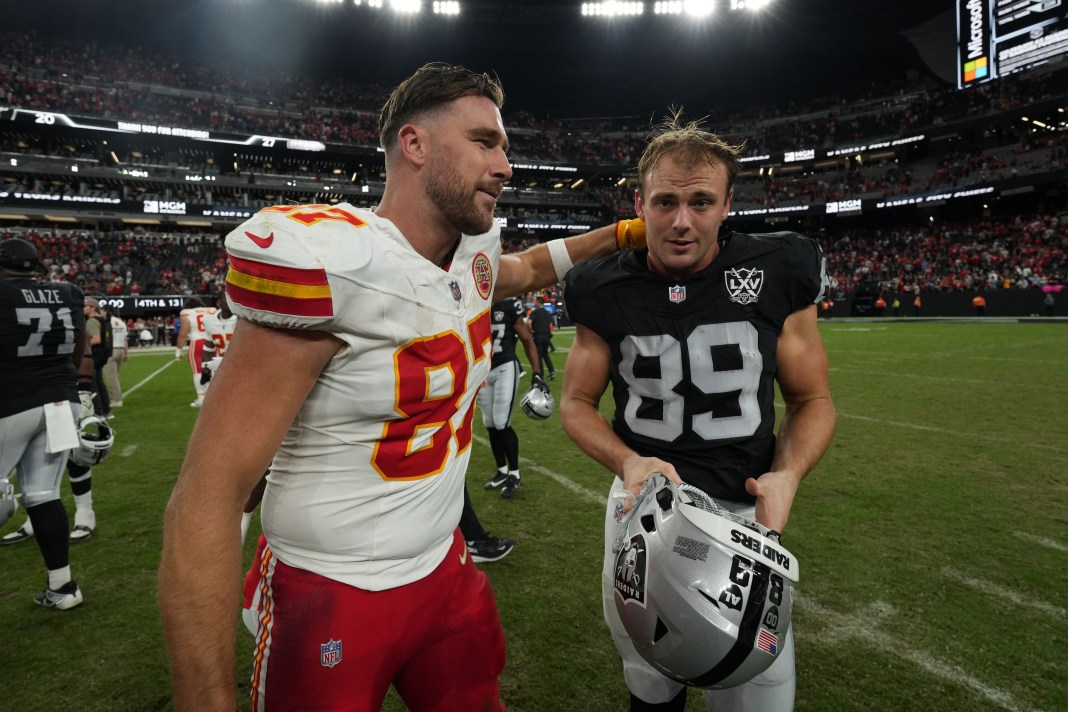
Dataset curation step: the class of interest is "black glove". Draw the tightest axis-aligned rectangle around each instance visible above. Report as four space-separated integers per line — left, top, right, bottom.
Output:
199 368 212 386
531 373 550 395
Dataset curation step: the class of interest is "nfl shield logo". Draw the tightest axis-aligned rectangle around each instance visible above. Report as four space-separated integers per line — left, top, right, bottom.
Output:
320 638 343 668
668 285 686 303
449 280 462 303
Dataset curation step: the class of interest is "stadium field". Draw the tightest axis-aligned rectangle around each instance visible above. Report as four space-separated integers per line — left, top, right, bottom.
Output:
2 320 1066 712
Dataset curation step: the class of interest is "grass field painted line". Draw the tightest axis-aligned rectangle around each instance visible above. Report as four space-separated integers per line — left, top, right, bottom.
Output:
797 595 1048 712
472 433 602 504
500 442 1044 712
833 411 1068 454
828 365 1062 390
119 445 138 458
1013 531 1068 553
123 358 177 397
941 568 1067 619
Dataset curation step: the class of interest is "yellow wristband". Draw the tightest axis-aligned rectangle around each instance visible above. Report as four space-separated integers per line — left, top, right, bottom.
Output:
615 219 647 250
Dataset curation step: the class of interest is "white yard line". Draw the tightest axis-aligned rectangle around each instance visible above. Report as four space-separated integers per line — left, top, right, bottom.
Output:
1013 531 1068 553
941 568 1066 619
797 596 1048 712
123 358 177 397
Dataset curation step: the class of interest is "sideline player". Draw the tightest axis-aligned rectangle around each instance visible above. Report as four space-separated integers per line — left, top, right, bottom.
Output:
560 114 836 712
198 292 237 391
479 295 544 499
173 296 216 407
159 62 648 712
0 237 86 609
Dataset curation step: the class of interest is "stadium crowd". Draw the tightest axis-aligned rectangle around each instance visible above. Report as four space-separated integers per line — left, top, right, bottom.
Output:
0 31 1066 305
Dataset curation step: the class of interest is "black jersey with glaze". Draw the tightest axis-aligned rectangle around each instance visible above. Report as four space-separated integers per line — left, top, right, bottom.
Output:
564 231 826 502
489 296 525 368
0 277 85 418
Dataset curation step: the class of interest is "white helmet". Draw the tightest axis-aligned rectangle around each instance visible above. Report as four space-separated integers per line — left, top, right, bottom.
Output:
0 479 17 528
612 475 798 689
520 385 554 420
69 416 115 468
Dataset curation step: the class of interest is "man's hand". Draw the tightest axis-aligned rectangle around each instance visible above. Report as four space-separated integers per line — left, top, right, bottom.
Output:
175 347 183 360
744 470 801 533
531 372 550 395
615 218 647 250
199 368 212 386
616 455 681 514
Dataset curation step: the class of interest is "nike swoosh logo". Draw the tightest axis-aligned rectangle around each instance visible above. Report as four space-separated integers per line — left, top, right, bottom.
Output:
459 545 469 566
245 231 274 248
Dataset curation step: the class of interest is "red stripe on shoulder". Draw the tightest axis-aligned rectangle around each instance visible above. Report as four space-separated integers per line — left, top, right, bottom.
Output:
226 282 334 318
228 254 329 287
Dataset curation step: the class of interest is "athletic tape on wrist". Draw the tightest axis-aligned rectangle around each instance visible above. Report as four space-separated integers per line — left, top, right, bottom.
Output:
546 239 574 281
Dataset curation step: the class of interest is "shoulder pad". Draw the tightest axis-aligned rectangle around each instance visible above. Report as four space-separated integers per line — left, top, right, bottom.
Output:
224 203 371 329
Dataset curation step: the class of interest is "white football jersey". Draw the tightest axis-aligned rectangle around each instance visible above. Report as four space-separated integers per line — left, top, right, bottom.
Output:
201 311 237 357
225 203 498 590
179 305 217 343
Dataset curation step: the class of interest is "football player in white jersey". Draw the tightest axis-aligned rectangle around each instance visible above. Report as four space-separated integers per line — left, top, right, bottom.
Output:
173 297 217 407
197 292 236 392
159 62 649 712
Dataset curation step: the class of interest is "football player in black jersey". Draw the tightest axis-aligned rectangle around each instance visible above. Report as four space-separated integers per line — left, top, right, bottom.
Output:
560 115 837 712
0 237 88 610
479 296 544 499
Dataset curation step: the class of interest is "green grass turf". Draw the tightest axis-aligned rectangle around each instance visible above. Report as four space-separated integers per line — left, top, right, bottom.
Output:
2 321 1066 711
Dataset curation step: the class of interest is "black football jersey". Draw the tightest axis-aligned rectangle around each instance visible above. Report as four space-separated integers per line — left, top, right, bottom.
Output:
489 297 525 368
0 277 85 418
564 231 827 502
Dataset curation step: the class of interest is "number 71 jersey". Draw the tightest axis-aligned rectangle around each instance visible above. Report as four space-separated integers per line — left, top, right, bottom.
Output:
563 231 827 503
224 203 498 590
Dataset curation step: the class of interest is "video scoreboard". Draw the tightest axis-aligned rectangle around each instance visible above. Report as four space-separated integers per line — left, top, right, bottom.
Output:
958 0 1068 88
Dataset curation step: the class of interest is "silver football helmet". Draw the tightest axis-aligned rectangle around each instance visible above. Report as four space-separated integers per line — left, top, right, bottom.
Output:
520 384 554 420
69 415 115 468
612 475 798 689
0 478 17 528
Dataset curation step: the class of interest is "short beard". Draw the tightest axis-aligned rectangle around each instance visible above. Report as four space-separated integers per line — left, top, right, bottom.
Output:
425 153 495 236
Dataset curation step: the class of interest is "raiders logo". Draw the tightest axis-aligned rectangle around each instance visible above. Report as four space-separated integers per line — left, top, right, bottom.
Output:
614 534 648 606
725 267 763 305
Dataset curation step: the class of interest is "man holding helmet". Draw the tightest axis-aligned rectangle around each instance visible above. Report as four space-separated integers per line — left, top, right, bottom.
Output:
560 113 836 711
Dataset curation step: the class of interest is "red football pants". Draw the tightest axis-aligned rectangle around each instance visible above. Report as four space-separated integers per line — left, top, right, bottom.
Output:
247 528 507 712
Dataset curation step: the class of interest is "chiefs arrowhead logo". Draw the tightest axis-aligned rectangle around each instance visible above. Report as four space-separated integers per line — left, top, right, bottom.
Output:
245 231 274 248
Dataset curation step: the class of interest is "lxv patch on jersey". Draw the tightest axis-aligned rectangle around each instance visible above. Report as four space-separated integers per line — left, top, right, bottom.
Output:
725 267 764 305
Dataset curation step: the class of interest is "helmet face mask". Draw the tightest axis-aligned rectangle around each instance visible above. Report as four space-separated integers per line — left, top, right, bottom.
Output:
613 477 798 689
520 385 554 420
69 415 115 468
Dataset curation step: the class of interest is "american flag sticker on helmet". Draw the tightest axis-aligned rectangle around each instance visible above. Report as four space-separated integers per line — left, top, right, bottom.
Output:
757 628 778 655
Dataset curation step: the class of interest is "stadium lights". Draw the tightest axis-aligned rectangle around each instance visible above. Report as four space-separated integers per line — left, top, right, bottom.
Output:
582 2 644 17
730 0 772 10
390 0 421 12
654 1 715 16
433 1 460 14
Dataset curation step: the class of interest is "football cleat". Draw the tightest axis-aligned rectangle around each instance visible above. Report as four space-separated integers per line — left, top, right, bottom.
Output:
466 535 515 563
483 471 509 490
34 580 84 610
1 523 33 545
501 474 521 499
69 525 95 544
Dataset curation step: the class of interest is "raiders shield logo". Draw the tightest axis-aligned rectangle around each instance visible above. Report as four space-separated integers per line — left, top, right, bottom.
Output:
725 267 763 304
614 534 647 606
320 638 343 668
